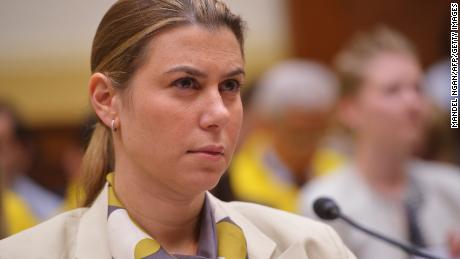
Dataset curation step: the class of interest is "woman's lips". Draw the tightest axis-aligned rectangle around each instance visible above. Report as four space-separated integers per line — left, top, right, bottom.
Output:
187 145 225 161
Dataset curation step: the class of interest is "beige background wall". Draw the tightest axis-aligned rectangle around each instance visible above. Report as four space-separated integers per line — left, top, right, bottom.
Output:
0 0 291 126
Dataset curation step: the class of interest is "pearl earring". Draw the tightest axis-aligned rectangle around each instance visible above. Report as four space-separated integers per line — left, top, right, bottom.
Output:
111 119 118 132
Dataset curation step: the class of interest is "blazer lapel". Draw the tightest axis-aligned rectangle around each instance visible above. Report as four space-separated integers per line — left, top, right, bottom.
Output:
208 193 277 259
276 243 309 259
75 185 111 259
73 189 280 259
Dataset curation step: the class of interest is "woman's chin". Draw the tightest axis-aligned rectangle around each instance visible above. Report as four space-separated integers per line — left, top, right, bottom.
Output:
179 169 224 194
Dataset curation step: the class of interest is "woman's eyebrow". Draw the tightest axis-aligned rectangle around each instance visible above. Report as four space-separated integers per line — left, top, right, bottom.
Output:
164 66 245 78
164 65 206 77
225 68 245 78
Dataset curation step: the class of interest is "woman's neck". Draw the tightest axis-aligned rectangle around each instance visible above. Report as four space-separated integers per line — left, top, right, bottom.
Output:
355 140 410 199
113 167 204 255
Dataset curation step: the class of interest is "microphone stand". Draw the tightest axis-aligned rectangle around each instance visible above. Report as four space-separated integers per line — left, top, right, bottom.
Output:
338 214 443 259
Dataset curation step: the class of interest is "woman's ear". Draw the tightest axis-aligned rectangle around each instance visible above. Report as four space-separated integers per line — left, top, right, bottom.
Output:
88 73 120 128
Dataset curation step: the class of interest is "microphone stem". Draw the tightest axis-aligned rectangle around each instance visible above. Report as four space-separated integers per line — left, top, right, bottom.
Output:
338 214 443 259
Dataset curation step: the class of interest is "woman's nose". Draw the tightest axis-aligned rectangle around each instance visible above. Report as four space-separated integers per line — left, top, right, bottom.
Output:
404 87 426 116
406 87 424 105
199 89 230 131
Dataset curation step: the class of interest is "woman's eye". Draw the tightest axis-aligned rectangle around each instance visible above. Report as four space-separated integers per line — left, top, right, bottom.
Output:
413 83 423 94
219 79 241 92
383 83 400 96
173 77 198 89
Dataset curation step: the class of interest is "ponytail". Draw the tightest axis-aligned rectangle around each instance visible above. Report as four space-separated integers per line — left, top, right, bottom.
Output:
81 122 114 206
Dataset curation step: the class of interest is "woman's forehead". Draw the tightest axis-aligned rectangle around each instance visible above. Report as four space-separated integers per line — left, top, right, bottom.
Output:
142 24 244 71
360 52 421 84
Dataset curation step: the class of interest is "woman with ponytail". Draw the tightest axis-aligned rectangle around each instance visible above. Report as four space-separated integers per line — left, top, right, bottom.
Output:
0 1 354 258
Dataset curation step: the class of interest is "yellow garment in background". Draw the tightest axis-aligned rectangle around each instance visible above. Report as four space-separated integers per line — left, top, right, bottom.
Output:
61 181 84 211
230 136 345 213
3 190 38 235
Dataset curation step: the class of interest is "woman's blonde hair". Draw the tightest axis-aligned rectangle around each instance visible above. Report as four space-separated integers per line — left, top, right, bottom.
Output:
82 0 246 206
334 26 417 97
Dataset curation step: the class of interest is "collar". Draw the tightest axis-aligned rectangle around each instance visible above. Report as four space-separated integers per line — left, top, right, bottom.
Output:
207 195 277 259
75 185 279 259
106 173 219 259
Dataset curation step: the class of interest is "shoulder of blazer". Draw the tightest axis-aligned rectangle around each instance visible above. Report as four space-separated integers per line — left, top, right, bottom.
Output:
0 185 111 259
208 194 356 259
226 200 341 243
0 207 87 259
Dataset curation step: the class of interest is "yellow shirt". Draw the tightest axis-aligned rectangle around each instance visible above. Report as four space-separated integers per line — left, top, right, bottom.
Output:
3 190 38 235
230 135 344 213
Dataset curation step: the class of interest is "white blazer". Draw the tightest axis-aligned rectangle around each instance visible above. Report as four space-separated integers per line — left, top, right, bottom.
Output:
0 185 355 259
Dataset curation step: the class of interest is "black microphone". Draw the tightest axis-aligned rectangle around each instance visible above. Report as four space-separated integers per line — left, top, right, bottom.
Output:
313 197 444 259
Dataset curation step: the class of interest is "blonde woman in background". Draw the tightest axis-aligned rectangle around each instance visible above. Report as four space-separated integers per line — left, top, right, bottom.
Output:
300 27 460 259
0 1 355 258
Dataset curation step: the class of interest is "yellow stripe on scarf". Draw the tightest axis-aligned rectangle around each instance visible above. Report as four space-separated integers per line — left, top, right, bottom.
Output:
134 238 161 259
216 221 247 259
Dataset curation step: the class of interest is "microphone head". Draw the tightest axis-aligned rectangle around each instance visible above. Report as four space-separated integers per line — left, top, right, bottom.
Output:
313 197 341 220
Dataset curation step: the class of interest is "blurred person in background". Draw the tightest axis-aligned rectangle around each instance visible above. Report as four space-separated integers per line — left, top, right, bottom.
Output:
300 26 460 259
0 101 62 235
230 59 344 212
